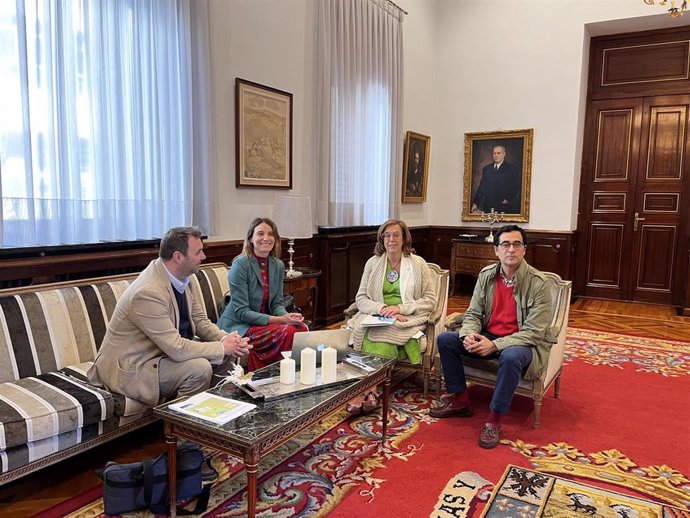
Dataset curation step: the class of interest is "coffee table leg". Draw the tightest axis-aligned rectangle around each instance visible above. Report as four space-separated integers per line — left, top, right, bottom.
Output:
245 449 259 518
381 372 391 444
165 423 177 518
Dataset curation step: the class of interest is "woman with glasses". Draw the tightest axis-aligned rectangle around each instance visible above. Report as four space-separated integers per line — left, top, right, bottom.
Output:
217 217 308 371
346 219 437 413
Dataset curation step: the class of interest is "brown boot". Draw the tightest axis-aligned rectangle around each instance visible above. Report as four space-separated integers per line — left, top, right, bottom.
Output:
429 393 473 418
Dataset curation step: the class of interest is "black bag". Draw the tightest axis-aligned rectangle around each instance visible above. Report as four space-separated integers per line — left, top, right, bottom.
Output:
97 447 213 516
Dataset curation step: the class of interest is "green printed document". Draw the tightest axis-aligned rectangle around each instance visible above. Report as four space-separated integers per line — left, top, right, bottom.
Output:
169 392 256 424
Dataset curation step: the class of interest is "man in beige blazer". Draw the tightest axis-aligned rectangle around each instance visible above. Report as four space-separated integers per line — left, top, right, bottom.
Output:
88 227 251 407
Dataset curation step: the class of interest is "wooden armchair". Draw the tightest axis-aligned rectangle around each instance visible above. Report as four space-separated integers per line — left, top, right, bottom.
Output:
344 263 449 395
442 271 572 428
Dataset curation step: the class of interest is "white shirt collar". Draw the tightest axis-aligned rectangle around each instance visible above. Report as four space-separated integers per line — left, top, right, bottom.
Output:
163 262 190 294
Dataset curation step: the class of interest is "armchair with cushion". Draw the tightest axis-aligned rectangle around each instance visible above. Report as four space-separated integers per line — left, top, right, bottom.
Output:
344 263 449 395
442 271 572 428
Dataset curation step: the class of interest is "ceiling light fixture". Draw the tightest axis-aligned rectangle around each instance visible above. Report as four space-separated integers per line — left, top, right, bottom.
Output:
643 0 688 17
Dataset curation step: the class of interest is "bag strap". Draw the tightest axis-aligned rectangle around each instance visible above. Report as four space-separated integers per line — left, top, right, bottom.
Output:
143 457 158 508
148 456 215 516
149 482 212 516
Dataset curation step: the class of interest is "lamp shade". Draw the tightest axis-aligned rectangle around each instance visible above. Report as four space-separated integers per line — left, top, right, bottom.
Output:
272 194 313 238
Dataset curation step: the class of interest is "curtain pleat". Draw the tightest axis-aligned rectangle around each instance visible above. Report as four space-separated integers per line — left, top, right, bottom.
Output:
316 0 404 227
0 0 214 247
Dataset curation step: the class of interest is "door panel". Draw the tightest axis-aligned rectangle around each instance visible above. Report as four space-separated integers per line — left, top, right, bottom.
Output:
635 225 676 292
577 98 642 300
587 224 624 288
630 96 690 304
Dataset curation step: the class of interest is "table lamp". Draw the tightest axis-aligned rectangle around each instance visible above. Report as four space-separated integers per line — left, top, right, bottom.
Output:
272 194 313 278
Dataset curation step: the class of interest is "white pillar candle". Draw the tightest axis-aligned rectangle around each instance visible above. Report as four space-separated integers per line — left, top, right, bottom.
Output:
300 347 317 385
279 358 296 385
321 346 337 384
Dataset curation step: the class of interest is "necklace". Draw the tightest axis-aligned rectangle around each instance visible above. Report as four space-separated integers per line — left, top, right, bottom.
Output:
387 259 400 283
500 268 516 288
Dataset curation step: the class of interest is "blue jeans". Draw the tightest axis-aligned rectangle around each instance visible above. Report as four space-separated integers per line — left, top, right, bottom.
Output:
436 330 533 414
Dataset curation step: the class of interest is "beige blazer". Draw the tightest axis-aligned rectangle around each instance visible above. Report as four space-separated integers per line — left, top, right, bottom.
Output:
87 259 226 406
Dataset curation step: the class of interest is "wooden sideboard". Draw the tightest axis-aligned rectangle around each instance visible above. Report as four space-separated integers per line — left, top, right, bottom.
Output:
449 239 497 295
284 268 320 324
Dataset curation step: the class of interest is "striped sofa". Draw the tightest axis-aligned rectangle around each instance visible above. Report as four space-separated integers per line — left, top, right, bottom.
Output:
0 262 229 484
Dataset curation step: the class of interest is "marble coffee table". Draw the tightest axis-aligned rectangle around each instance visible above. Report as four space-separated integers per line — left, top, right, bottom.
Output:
154 353 395 518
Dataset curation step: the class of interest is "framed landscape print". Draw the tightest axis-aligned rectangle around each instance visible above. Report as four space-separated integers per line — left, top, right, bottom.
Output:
402 131 431 203
235 78 293 188
462 128 533 222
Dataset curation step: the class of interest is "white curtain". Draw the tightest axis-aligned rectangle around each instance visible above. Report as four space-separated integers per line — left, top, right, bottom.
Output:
0 0 214 247
315 0 404 227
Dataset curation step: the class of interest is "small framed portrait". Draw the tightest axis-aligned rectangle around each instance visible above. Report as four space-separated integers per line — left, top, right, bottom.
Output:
402 131 431 203
235 78 293 188
462 128 533 222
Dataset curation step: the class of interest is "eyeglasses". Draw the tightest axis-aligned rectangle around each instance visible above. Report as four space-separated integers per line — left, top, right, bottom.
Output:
383 232 402 240
498 241 525 250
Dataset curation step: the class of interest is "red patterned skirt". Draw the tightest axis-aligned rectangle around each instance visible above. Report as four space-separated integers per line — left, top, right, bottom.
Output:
245 322 309 371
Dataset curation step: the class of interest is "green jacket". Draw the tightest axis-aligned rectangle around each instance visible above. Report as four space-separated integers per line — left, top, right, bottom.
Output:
458 260 554 380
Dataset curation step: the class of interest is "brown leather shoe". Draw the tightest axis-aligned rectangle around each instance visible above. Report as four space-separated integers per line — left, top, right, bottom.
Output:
478 423 502 449
429 394 473 418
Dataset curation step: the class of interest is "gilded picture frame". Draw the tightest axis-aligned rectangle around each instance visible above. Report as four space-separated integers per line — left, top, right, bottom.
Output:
235 78 293 188
462 128 533 222
402 131 431 203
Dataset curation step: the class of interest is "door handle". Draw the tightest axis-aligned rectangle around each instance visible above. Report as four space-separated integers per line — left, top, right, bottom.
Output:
634 212 645 231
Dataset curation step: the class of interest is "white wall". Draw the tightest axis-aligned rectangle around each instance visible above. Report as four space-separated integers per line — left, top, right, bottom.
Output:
208 0 317 240
206 0 678 239
426 0 675 231
398 0 437 227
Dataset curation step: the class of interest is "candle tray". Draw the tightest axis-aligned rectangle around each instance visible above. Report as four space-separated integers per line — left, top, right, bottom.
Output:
238 363 366 401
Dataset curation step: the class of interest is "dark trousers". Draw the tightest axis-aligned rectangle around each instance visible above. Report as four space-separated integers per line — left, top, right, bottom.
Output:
436 330 532 414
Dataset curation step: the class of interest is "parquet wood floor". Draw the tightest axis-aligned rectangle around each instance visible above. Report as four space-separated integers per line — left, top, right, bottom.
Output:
1 296 688 517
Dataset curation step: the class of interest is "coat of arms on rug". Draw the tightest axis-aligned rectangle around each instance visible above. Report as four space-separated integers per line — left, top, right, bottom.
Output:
481 465 689 518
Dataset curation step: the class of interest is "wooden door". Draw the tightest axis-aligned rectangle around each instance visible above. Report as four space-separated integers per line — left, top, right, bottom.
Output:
631 95 690 303
576 96 690 304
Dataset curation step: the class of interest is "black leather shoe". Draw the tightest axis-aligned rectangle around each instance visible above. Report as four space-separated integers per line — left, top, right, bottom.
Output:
478 423 502 449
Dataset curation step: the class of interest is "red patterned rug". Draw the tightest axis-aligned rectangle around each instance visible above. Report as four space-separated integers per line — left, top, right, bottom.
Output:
37 328 690 517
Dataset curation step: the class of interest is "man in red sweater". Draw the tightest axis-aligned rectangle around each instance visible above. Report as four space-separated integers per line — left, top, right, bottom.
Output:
431 225 553 448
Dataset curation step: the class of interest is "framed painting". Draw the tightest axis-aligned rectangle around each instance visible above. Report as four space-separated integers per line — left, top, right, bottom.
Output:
462 128 533 222
235 78 293 188
402 131 431 203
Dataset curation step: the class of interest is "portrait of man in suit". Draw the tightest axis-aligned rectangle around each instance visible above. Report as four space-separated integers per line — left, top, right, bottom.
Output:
471 145 522 214
402 131 431 203
463 130 532 223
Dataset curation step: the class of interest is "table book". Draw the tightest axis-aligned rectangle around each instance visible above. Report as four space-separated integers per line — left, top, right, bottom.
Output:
169 392 256 424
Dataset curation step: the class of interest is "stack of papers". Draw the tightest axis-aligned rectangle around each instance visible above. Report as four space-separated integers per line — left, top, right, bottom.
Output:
360 315 395 327
169 392 256 424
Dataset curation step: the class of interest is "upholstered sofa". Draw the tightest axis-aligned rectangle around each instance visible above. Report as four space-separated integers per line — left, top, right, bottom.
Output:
0 262 229 484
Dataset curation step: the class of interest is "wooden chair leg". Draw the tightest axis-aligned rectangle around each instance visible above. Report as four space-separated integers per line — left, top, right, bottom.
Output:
533 399 541 429
554 374 561 399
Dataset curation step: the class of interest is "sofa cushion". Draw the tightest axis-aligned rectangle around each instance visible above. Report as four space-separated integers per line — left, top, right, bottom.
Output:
61 361 152 417
0 372 114 450
0 410 151 473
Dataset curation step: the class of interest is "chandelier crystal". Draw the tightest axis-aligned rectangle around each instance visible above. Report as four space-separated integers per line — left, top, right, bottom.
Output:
644 0 688 17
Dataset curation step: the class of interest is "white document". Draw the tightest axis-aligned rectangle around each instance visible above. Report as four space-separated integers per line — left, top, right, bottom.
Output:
169 392 256 424
360 314 395 327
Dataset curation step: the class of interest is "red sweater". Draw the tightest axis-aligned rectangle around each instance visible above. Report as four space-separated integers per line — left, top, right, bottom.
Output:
486 277 519 337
